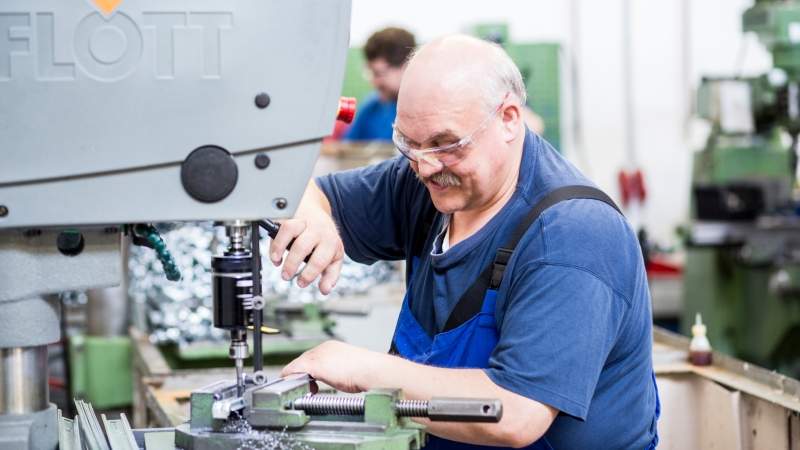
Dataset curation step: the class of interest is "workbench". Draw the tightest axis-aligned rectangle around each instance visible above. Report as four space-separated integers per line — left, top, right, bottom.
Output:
133 312 800 450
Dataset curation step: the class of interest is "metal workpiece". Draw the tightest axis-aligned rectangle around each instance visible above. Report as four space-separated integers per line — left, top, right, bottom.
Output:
211 397 247 420
74 400 108 450
0 346 48 414
100 413 138 450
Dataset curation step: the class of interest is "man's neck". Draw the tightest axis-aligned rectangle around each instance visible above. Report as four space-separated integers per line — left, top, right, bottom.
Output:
448 138 525 246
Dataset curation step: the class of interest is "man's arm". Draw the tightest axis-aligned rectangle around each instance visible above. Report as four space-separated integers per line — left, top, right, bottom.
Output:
269 180 343 294
281 341 558 448
270 157 417 293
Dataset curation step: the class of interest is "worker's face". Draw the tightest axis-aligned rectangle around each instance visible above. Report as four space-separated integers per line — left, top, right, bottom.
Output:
396 91 518 215
366 58 404 102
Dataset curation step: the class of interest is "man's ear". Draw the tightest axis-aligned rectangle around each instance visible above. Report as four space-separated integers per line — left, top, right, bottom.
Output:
500 103 522 143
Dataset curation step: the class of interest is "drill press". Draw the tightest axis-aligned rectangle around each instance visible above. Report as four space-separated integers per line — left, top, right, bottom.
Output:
0 1 352 448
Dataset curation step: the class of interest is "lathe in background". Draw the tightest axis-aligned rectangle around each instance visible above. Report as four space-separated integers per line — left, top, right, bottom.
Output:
685 0 800 378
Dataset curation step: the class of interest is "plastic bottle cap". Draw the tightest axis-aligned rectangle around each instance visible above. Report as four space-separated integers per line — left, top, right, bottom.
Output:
691 312 706 337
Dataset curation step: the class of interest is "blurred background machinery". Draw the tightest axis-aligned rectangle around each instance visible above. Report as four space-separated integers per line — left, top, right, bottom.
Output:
685 0 800 377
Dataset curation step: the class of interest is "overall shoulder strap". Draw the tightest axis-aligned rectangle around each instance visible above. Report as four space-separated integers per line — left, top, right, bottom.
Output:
410 198 440 258
442 185 622 332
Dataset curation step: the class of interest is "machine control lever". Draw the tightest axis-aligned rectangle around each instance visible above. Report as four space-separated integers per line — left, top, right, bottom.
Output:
259 219 310 263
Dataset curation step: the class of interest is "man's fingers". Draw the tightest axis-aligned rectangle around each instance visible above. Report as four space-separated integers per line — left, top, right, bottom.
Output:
297 243 337 288
269 220 305 265
282 233 319 281
318 254 343 295
281 358 304 378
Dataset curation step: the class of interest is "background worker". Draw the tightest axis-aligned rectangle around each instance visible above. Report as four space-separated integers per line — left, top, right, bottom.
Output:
273 35 659 449
343 27 416 141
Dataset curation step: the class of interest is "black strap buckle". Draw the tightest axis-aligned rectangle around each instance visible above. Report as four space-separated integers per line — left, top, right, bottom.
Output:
490 248 513 289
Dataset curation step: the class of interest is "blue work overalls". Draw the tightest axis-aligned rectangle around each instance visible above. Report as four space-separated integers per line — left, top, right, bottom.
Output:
390 186 660 450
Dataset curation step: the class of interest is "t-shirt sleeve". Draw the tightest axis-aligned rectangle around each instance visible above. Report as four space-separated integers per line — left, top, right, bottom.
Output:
316 157 416 264
484 263 628 420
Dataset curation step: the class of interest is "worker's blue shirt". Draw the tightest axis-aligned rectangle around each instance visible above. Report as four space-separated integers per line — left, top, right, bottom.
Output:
317 129 658 449
343 93 396 141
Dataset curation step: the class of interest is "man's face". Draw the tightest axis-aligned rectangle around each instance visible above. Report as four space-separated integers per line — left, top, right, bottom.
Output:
366 58 404 101
395 93 510 215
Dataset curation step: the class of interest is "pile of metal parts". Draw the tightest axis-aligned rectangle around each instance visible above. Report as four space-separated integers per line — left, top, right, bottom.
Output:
129 223 398 346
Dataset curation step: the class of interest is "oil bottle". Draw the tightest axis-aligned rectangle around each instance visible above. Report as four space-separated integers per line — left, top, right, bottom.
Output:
689 313 712 366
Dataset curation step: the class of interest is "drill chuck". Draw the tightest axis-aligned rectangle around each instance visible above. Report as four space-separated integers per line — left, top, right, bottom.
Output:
212 254 253 330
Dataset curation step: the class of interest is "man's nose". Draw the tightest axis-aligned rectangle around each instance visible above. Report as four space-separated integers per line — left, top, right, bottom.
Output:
417 154 443 178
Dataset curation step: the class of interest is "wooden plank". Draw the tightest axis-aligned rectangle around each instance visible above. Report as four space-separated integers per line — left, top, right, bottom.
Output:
130 327 171 377
692 365 800 413
739 393 789 450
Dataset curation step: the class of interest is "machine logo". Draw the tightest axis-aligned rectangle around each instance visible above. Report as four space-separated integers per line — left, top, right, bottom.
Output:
0 1 233 82
91 0 124 17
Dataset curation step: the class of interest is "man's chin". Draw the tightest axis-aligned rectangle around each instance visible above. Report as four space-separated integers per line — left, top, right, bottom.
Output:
429 194 462 215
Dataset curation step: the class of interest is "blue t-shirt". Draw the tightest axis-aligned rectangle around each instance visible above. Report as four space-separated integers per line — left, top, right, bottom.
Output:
317 130 658 449
344 93 397 141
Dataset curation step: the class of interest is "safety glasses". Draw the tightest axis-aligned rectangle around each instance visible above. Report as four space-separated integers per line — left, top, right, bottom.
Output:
392 93 509 169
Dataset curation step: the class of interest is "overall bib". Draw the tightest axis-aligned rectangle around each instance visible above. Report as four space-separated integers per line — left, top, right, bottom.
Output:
390 186 660 450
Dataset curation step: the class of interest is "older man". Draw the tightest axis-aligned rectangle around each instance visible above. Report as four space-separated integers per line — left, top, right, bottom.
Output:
273 35 659 450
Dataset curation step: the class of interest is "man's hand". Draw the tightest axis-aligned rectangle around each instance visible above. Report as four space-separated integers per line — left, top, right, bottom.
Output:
280 340 387 393
280 340 558 447
269 181 344 295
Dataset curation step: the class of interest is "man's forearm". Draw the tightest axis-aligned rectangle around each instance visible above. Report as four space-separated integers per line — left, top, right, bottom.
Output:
296 179 333 218
358 353 556 448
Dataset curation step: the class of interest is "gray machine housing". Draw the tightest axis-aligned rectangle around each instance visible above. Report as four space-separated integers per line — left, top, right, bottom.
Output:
0 0 351 228
0 2 352 449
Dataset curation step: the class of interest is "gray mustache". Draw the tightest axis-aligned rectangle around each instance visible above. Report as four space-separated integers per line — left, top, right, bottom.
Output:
417 170 462 188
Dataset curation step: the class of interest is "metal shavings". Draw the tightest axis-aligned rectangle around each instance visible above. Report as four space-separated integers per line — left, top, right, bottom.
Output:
221 419 315 450
128 223 398 346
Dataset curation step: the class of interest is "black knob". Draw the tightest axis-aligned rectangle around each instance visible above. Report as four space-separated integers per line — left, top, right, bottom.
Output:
57 231 84 256
181 145 238 203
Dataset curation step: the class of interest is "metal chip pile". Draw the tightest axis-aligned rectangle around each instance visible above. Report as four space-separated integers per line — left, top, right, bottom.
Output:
222 420 315 450
128 223 398 345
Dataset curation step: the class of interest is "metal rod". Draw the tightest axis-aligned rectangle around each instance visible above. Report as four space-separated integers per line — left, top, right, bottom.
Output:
251 222 263 372
0 346 48 414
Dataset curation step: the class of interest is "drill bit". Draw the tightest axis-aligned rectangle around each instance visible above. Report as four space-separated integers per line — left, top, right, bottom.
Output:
234 357 244 396
228 333 249 396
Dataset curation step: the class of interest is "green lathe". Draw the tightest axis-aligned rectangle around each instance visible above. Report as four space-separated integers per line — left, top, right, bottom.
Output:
685 0 800 377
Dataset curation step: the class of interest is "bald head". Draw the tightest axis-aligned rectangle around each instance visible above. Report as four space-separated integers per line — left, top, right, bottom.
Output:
393 35 528 218
399 35 526 115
